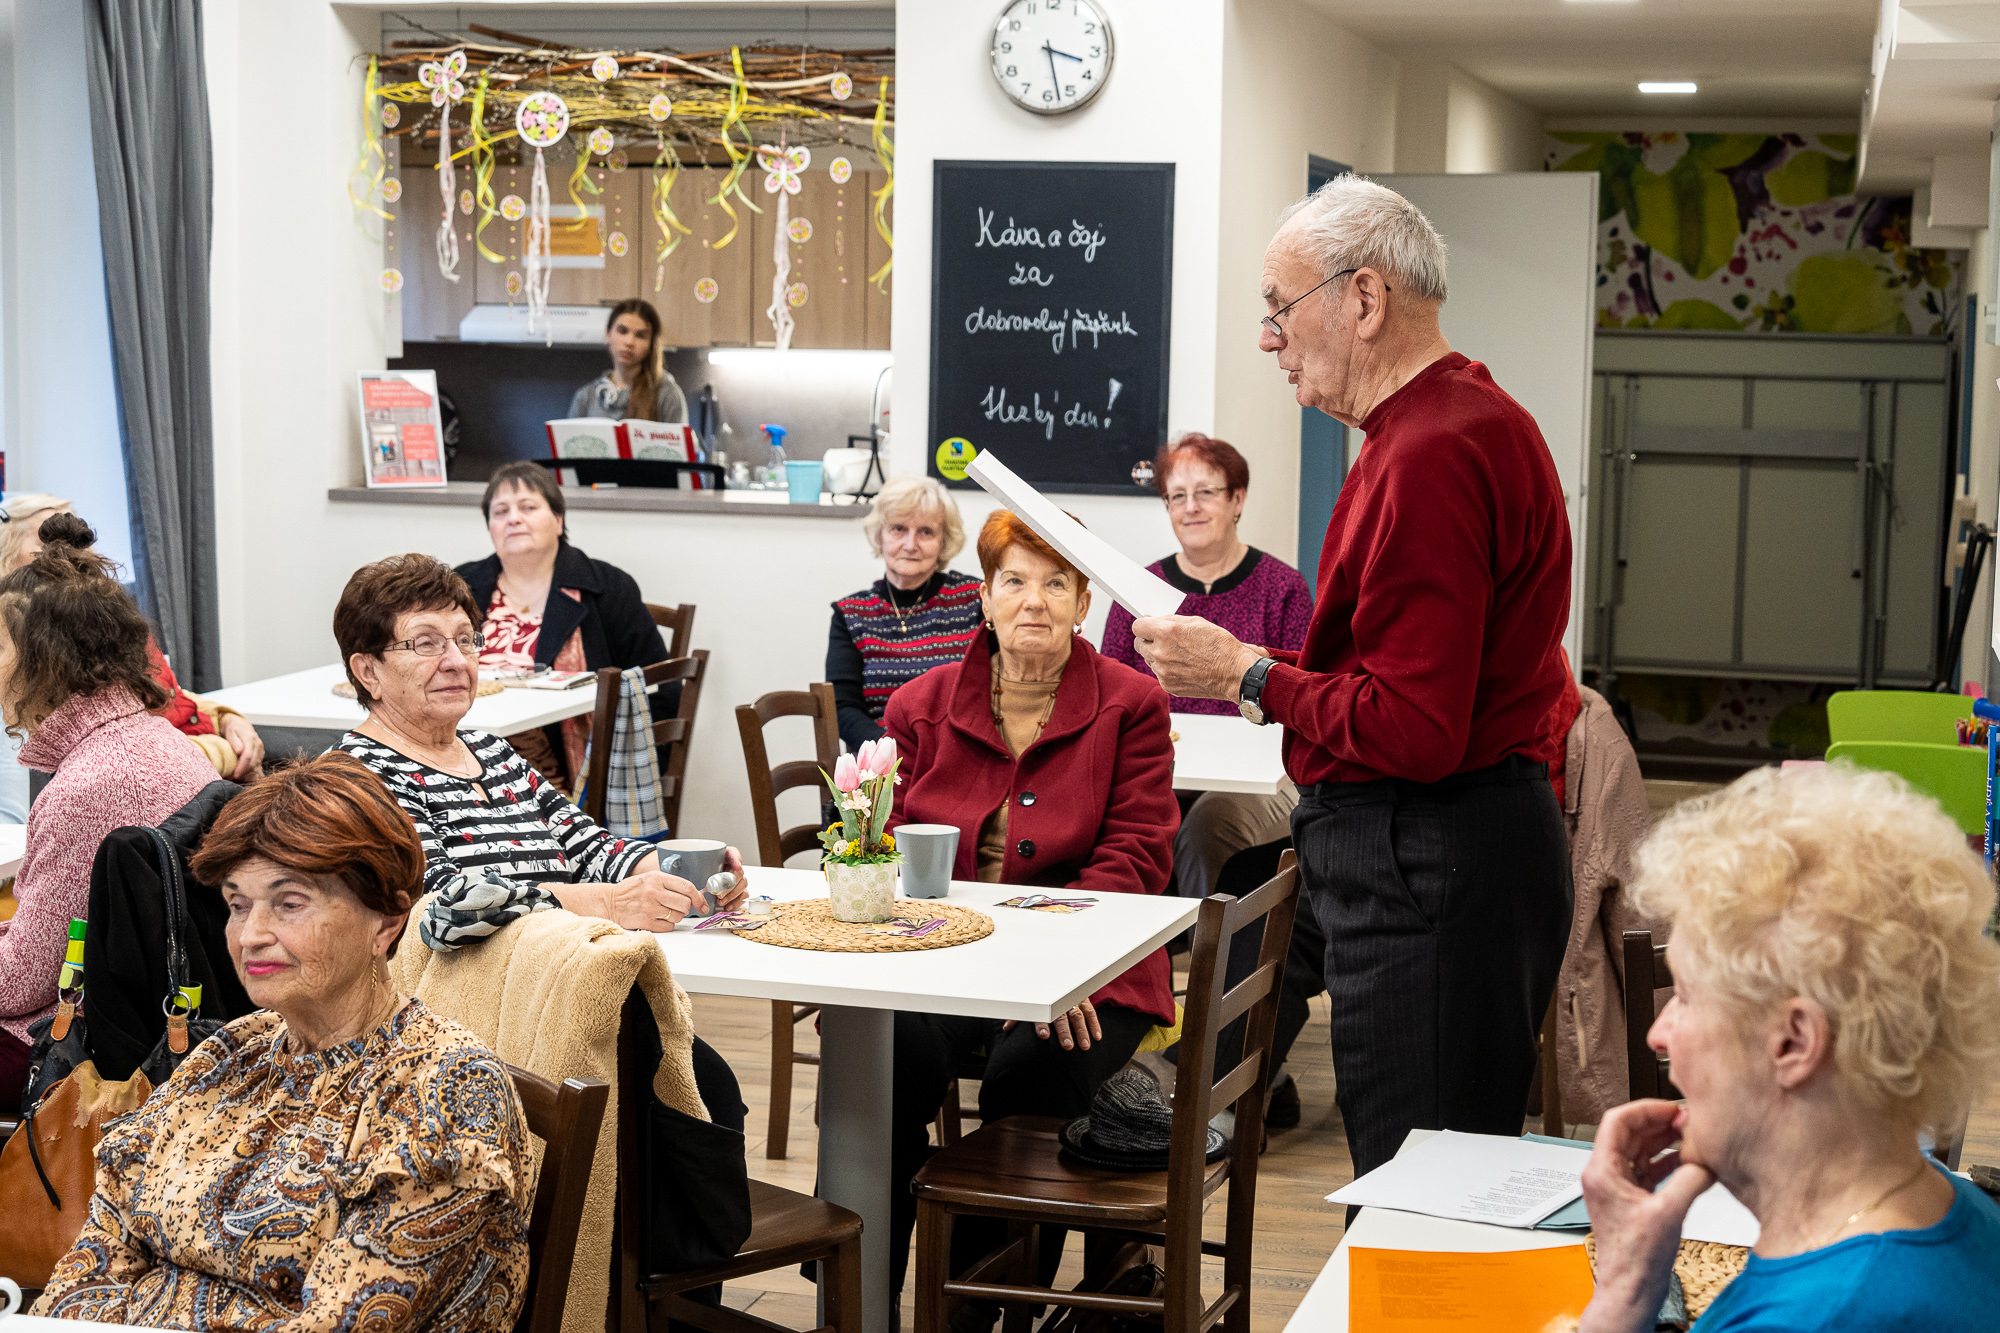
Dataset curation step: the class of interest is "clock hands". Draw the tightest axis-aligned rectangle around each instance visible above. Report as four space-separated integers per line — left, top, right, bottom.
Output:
1041 40 1083 100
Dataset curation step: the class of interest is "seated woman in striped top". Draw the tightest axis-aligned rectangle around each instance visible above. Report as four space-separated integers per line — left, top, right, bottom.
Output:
826 476 984 753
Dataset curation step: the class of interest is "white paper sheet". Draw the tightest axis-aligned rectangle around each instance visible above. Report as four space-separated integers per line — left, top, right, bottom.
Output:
1327 1130 1586 1229
1681 1179 1761 1247
963 449 1187 619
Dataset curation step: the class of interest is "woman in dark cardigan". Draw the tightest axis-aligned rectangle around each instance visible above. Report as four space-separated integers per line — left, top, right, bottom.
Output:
456 461 668 790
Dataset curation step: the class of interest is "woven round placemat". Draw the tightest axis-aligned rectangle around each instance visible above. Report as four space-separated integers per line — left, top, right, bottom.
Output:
732 898 994 953
1584 1236 1747 1320
333 678 503 699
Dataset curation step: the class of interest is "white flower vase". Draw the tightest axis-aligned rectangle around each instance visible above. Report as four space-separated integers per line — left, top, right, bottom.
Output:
825 860 900 923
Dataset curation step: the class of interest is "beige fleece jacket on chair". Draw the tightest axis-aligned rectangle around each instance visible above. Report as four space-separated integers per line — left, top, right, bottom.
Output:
390 899 709 1333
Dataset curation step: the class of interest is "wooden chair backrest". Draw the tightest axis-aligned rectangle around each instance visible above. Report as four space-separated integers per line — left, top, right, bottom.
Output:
734 683 839 867
647 602 697 660
1160 851 1300 1314
1622 930 1678 1102
580 652 709 834
506 1064 611 1333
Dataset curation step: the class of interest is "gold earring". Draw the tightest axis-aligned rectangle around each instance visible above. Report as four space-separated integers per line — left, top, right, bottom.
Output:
984 619 994 630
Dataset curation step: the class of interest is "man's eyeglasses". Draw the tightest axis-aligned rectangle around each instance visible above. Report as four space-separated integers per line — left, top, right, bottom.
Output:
1165 486 1228 511
382 632 485 658
1260 268 1389 338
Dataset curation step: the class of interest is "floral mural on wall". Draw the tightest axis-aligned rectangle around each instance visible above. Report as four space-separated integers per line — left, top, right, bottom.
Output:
1546 131 1962 335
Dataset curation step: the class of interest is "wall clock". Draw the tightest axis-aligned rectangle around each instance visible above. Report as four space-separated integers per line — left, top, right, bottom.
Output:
989 0 1114 116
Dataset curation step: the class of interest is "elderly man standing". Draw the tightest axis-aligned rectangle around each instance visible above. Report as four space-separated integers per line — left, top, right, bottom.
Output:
1134 176 1572 1183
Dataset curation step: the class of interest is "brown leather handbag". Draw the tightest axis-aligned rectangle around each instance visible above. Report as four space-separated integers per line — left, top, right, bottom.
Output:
0 1056 152 1286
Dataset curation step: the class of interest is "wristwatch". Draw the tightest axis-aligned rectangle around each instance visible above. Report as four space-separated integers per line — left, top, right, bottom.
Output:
1238 657 1275 726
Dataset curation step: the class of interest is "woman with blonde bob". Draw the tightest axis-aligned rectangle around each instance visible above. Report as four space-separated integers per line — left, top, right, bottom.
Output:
1580 764 2000 1332
826 475 982 751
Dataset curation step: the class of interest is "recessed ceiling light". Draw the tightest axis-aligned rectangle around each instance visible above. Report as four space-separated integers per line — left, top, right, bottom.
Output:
1639 81 1698 94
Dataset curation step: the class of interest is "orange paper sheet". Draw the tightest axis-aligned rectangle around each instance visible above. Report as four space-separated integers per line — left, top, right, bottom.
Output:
1349 1245 1594 1332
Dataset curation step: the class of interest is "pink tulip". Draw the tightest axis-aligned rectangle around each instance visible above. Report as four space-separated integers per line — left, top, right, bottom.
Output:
872 737 898 773
833 754 861 792
855 739 878 776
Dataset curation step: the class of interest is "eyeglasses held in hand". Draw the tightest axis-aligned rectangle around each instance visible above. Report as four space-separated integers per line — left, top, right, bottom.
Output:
382 632 485 658
1260 268 1390 338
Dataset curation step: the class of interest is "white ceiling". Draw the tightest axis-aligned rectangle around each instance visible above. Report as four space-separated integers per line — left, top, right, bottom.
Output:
1858 2 2000 191
1301 0 1878 120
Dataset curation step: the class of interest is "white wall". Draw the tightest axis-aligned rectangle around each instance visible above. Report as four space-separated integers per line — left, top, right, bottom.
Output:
0 0 133 571
1968 227 1999 688
1215 0 1398 560
1396 60 1543 178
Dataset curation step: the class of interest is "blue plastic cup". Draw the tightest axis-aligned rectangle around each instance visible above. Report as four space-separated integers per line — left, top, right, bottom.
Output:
785 459 824 504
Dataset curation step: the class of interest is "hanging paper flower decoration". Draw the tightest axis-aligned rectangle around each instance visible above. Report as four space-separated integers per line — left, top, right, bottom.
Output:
516 92 570 149
694 278 719 304
380 101 400 128
609 150 629 173
381 269 404 293
418 51 467 106
588 127 615 157
829 156 853 185
382 177 403 203
609 231 629 257
649 94 673 121
459 189 474 215
829 72 854 101
787 282 809 308
500 194 527 221
592 55 620 81
789 217 813 244
506 270 524 296
759 145 811 196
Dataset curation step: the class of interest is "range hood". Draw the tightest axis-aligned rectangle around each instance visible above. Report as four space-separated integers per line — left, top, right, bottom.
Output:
458 304 609 346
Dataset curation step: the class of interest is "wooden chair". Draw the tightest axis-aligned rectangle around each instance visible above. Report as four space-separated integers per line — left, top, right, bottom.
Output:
736 683 839 1160
647 602 697 660
909 852 1301 1333
608 992 864 1333
581 651 710 838
1622 929 1678 1102
504 1065 611 1333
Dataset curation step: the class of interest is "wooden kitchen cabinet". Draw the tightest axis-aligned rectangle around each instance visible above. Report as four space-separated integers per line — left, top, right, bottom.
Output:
397 164 477 342
645 165 755 347
750 163 872 348
472 160 641 307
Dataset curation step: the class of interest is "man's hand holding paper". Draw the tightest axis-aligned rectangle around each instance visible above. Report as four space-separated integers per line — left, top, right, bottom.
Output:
1130 615 1264 703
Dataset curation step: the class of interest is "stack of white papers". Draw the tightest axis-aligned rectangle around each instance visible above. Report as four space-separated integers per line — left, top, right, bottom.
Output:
1330 1131 1585 1228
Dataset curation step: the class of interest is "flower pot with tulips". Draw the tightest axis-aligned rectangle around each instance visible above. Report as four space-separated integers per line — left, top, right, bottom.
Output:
819 737 903 922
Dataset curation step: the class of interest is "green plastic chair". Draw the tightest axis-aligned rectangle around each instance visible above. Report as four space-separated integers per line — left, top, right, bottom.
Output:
1825 690 1974 746
1824 741 1988 836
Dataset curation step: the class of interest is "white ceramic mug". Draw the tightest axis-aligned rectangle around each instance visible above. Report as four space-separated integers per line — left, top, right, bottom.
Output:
0 1275 23 1318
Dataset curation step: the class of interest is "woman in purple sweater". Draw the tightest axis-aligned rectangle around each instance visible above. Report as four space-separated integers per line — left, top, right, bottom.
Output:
1103 435 1312 899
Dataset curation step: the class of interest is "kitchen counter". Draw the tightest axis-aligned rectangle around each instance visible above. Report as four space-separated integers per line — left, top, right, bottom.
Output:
328 480 864 519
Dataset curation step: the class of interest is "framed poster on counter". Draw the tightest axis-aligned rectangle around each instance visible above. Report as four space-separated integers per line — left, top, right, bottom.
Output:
927 160 1173 494
357 369 447 487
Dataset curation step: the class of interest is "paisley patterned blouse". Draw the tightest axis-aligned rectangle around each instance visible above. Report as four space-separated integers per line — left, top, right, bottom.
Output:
34 1000 533 1333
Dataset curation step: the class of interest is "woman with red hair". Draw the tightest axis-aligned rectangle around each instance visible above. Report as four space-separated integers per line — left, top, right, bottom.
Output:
881 508 1178 1325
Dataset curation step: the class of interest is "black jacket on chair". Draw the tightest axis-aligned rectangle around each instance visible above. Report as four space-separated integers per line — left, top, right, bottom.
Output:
82 781 252 1083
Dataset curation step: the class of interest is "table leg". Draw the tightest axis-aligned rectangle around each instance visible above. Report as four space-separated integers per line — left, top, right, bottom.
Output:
817 1004 895 1333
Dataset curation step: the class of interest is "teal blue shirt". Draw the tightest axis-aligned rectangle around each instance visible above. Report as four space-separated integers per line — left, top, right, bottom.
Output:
1694 1167 2000 1331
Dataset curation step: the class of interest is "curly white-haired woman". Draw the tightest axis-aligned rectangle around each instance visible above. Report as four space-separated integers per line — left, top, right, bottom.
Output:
825 475 983 753
1580 763 2000 1332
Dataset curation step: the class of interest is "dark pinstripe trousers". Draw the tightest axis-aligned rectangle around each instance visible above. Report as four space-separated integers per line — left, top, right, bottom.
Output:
1292 754 1571 1181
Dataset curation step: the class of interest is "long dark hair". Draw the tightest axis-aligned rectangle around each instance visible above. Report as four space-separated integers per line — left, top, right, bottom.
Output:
607 298 664 422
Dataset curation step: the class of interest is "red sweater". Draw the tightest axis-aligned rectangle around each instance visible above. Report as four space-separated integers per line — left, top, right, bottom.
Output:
1263 353 1571 786
884 634 1178 1025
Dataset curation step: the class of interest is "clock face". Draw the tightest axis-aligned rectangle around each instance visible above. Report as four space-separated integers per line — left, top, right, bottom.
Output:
990 0 1114 116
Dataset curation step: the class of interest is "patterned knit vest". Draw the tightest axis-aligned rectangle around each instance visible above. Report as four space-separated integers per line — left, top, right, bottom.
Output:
837 571 984 723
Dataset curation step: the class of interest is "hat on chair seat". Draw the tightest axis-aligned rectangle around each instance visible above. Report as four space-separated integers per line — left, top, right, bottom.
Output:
1058 1067 1227 1171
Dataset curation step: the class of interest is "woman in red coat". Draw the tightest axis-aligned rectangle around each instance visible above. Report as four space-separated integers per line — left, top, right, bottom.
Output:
880 510 1179 1319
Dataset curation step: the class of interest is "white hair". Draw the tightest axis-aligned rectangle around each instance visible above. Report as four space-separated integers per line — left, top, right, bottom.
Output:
860 474 965 565
1276 174 1448 305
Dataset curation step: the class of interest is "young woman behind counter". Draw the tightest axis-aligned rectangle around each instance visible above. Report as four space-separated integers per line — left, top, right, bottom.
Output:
569 298 687 423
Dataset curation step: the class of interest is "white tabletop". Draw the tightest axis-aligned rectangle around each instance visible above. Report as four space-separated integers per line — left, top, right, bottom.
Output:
0 823 25 879
1169 711 1289 795
655 866 1197 1023
1285 1130 1589 1331
4 1321 175 1333
202 663 600 734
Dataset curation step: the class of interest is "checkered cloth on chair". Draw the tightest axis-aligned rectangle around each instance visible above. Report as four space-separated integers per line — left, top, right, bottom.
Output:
603 665 667 839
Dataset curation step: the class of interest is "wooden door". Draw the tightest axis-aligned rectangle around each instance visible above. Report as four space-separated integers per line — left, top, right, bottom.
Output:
643 166 754 347
750 166 871 348
473 160 640 307
397 164 476 342
863 170 892 350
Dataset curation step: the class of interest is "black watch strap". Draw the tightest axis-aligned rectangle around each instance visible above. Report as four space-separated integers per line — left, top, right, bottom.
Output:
1241 656 1275 706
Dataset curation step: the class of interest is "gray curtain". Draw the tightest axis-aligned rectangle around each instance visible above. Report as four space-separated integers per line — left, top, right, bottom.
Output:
82 0 220 688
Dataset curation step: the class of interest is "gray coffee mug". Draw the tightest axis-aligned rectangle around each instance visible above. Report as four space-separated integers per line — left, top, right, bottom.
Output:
660 838 727 887
897 824 960 899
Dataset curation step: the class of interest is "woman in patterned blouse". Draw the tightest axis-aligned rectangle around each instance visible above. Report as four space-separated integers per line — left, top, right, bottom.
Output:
35 751 534 1332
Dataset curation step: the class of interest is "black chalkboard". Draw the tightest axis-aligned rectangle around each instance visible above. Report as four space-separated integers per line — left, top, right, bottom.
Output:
927 160 1174 495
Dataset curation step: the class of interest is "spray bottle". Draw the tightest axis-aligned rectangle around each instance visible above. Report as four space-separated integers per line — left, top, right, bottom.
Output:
760 424 789 489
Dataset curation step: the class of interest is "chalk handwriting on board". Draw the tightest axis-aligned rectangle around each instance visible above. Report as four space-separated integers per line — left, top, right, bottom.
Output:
1009 263 1056 287
981 385 1117 441
975 209 1109 263
963 306 1139 355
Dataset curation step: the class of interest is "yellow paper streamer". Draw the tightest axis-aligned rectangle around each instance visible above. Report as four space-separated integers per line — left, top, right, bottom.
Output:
471 74 503 263
709 47 764 250
652 142 691 288
869 78 895 289
347 57 392 226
